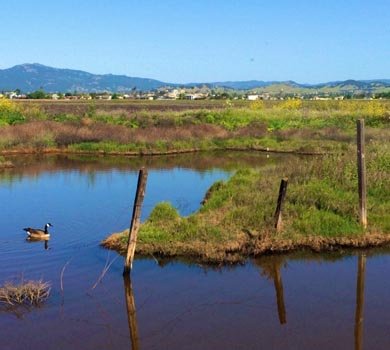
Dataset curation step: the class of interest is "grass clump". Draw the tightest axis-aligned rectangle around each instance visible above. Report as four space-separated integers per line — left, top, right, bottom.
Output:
0 279 51 306
148 202 180 223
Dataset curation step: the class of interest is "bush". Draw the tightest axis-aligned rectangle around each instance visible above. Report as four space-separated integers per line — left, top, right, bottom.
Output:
0 279 51 306
0 99 25 125
147 202 180 223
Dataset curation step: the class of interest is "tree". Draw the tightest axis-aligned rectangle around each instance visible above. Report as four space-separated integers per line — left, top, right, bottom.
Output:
27 89 47 99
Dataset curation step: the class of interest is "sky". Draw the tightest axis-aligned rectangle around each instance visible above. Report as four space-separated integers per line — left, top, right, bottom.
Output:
0 0 389 83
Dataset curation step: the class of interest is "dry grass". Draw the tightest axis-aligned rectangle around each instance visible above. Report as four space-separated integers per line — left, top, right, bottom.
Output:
0 120 231 148
0 279 51 306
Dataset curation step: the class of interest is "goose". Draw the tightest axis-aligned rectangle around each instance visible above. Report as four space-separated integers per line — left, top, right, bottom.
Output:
23 223 53 239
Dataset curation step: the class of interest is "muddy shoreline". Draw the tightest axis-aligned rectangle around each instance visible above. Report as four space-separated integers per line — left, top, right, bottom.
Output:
0 145 327 157
102 232 390 264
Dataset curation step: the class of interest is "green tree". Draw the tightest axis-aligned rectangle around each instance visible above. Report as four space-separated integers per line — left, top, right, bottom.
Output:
27 89 47 99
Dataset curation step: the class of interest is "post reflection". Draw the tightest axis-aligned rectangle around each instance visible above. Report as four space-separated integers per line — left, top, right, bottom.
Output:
355 254 366 350
254 257 287 325
272 262 286 324
123 274 140 350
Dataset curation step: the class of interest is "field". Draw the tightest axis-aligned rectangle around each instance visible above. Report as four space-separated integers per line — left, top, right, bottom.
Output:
0 99 389 155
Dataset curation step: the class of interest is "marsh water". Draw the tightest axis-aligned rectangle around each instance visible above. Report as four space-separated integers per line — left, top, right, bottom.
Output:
0 153 389 350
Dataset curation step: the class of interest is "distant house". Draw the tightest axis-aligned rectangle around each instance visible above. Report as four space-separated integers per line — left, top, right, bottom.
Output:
96 94 112 100
247 94 260 101
185 93 206 100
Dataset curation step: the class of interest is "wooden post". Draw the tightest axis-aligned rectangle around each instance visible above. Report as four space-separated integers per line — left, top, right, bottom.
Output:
272 263 287 324
123 274 140 350
274 178 288 231
354 254 366 350
124 168 148 274
357 120 367 229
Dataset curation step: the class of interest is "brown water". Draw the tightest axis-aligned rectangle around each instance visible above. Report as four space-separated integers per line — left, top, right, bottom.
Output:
0 153 389 350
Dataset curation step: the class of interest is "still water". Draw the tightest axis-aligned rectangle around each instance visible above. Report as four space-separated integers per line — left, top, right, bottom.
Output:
0 153 389 350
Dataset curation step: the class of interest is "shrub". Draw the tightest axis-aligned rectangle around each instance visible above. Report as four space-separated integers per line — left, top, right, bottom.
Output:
0 99 25 125
0 279 51 306
147 202 180 223
279 99 303 110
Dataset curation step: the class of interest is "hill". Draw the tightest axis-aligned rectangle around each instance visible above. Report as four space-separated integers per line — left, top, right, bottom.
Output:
0 63 168 92
0 63 389 94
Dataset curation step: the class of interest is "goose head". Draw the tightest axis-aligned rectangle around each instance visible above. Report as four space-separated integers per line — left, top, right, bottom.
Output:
44 223 53 234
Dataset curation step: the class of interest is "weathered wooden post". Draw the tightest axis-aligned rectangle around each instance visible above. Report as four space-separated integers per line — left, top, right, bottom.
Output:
123 274 140 350
274 178 288 231
354 254 366 350
357 119 367 229
124 168 148 274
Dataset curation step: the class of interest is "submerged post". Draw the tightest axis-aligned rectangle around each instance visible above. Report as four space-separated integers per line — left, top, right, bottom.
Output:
357 119 367 229
274 178 288 231
354 254 366 350
124 168 148 274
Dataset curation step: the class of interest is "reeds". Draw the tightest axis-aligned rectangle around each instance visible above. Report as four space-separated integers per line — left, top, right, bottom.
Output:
0 279 51 306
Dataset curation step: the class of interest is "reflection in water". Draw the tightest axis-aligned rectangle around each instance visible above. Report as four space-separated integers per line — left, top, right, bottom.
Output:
123 274 140 350
26 237 49 250
272 262 286 325
255 256 287 325
0 152 292 185
355 254 366 350
256 253 369 348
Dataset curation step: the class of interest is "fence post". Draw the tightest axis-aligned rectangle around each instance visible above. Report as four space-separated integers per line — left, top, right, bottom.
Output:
357 119 367 229
274 178 288 231
124 168 148 274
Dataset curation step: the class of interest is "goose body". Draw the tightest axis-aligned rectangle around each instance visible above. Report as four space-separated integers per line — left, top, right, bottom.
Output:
23 223 53 239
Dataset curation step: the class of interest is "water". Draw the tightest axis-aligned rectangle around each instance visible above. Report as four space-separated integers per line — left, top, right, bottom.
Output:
0 153 389 349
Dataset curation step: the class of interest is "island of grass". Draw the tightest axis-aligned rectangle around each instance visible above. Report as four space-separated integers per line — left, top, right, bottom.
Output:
102 142 390 264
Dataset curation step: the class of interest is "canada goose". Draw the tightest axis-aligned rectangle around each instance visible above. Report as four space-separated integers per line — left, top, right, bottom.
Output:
23 223 53 239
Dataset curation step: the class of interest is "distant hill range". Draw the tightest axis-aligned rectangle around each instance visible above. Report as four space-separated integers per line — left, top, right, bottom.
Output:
0 63 389 94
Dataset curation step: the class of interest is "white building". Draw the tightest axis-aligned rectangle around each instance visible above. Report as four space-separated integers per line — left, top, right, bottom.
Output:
247 94 260 101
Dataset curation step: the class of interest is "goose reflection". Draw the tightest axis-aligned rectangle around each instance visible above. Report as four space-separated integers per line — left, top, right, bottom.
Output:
26 236 49 250
123 274 140 350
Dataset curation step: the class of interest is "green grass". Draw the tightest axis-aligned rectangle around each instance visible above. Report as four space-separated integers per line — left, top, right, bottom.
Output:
1 99 389 154
104 141 389 262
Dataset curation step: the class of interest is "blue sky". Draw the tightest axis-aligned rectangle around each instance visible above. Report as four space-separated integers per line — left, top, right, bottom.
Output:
0 0 389 83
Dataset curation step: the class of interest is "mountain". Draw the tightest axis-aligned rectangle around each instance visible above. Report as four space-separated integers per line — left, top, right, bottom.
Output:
0 63 168 92
0 63 389 94
196 80 302 90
